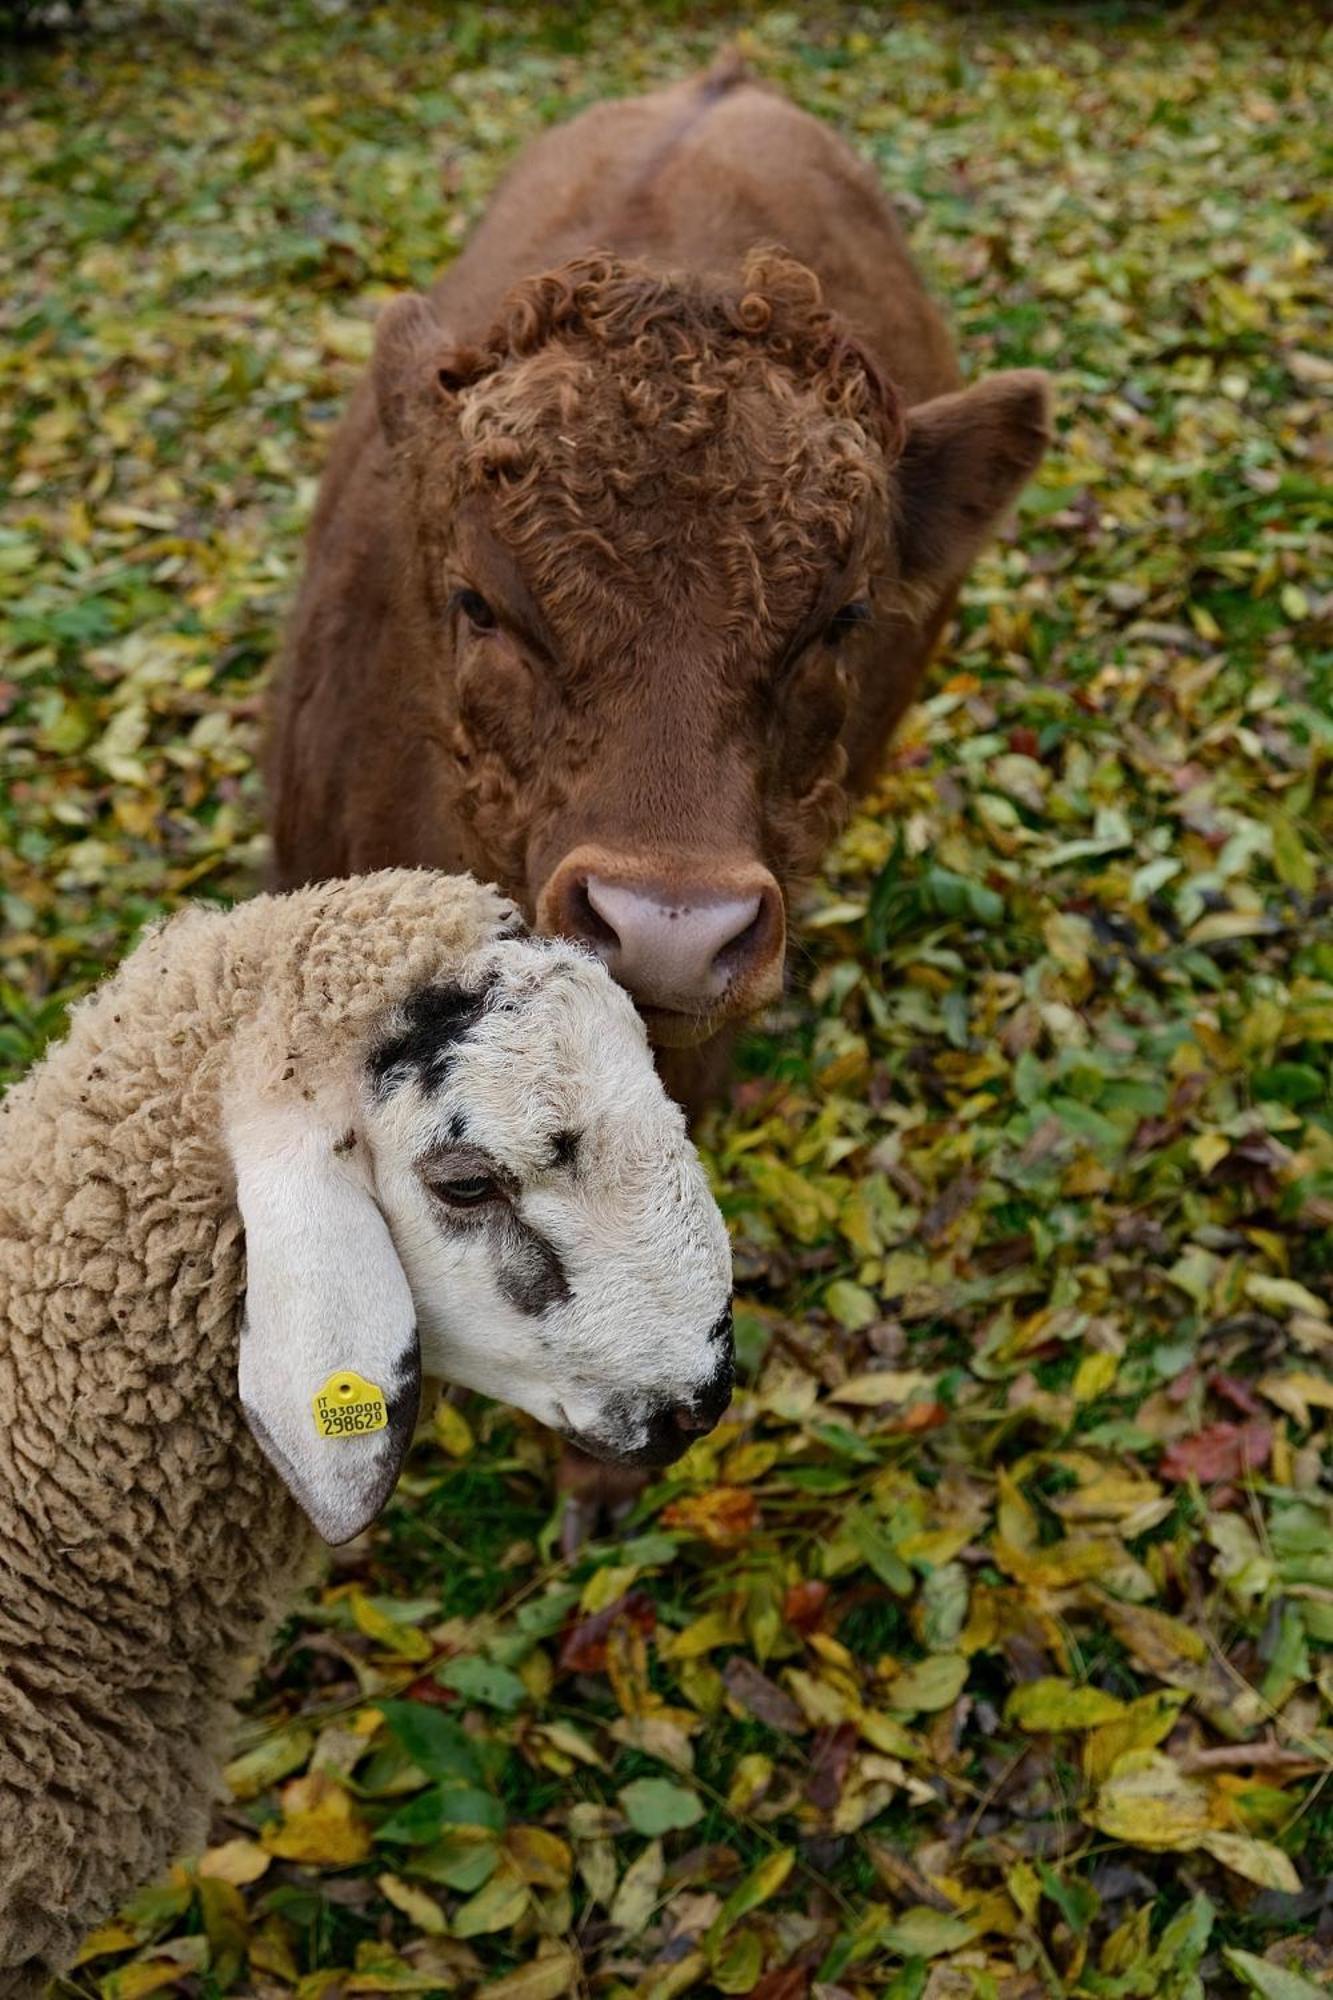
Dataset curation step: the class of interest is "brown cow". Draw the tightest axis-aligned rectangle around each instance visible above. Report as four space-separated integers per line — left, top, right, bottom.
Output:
268 60 1050 1112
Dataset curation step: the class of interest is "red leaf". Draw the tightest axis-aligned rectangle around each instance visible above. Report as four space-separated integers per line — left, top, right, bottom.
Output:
748 1969 812 2000
660 1487 759 1548
558 1590 657 1675
806 1722 859 1810
723 1656 806 1733
402 1676 458 1706
782 1580 829 1635
891 1400 950 1434
1209 1371 1264 1418
1159 1420 1272 1484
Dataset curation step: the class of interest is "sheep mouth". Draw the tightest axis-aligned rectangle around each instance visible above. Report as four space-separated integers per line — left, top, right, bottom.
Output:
556 1409 696 1472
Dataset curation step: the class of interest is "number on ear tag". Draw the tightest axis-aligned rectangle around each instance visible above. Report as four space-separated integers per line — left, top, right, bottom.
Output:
313 1370 389 1439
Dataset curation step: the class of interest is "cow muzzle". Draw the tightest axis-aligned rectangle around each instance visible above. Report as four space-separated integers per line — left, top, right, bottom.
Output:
537 846 786 1046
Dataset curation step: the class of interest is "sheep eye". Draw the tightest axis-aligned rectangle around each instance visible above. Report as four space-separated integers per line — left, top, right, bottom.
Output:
433 1174 501 1207
823 599 871 647
454 588 497 634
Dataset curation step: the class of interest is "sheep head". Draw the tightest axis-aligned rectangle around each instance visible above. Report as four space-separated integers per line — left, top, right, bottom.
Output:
224 872 733 1544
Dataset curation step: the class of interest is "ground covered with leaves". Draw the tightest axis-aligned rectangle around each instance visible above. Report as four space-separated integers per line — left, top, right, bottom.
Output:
2 3 1332 1995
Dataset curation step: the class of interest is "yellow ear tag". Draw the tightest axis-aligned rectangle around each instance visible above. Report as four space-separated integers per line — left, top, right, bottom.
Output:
313 1370 389 1439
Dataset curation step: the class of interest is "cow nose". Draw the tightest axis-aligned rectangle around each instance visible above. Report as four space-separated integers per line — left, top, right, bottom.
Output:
585 876 762 1000
539 848 786 1020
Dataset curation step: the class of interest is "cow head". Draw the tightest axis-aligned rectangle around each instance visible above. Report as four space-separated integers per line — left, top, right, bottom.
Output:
374 251 1049 1047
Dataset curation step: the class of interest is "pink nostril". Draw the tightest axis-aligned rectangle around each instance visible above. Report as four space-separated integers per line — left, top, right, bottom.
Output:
583 876 764 1006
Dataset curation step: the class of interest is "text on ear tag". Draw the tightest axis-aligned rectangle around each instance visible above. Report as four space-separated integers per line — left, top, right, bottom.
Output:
313 1370 389 1439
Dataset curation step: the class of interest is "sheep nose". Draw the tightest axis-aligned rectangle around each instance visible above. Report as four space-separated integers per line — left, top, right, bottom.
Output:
639 1335 736 1464
538 848 786 1024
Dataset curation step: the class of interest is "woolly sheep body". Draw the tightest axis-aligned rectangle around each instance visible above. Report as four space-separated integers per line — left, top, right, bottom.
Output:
0 871 732 1995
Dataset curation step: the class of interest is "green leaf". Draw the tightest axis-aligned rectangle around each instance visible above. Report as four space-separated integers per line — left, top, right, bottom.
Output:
435 1656 529 1713
373 1702 482 1782
617 1778 704 1836
1224 1950 1326 2000
376 1784 505 1844
825 1278 878 1330
880 1909 978 1958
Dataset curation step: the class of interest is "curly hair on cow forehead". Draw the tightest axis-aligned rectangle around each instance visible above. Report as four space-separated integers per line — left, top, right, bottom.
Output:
430 249 903 657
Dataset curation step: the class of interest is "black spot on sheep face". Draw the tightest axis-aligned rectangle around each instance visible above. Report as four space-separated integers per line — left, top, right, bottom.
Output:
359 942 733 1467
368 980 495 1099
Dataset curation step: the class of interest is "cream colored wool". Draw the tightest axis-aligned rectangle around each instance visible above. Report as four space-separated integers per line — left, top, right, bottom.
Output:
0 870 530 1995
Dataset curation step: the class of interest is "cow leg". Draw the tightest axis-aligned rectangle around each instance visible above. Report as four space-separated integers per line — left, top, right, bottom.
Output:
557 1445 653 1554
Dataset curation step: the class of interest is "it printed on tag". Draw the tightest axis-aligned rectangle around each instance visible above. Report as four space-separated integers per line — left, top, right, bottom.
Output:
313 1370 388 1439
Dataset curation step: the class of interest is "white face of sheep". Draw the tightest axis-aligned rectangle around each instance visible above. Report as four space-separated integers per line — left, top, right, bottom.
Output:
232 937 734 1545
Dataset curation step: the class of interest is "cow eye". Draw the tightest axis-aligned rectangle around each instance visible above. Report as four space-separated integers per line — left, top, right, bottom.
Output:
453 588 497 634
430 1173 502 1208
823 600 871 647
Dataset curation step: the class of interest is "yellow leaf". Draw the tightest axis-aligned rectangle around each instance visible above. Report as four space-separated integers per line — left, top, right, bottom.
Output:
608 1839 664 1936
225 1723 314 1801
1190 1132 1231 1174
659 1610 743 1660
530 1721 607 1772
883 1653 968 1715
505 1825 573 1891
262 1772 373 1865
1085 1750 1212 1849
1006 1678 1128 1732
721 1439 781 1483
198 1838 271 1887
827 1370 934 1406
995 1536 1118 1588
1072 1352 1118 1403
1006 1859 1040 1924
349 1591 432 1661
1198 1830 1302 1893
1245 1275 1329 1321
100 1941 209 2000
377 1873 448 1935
783 1667 853 1729
72 1923 144 1965
432 1398 475 1457
1083 1691 1188 1783
478 1949 580 2000
1093 1597 1208 1672
727 1754 773 1812
1259 1370 1333 1427
1050 1471 1166 1528
996 1470 1039 1552
857 1709 917 1758
580 1563 641 1614
452 1859 530 1939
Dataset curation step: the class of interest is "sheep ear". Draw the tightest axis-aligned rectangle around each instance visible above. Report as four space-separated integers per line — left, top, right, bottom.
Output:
895 370 1051 594
230 1110 421 1546
373 292 472 445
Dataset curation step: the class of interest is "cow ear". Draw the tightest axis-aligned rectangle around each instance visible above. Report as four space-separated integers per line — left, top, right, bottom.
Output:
229 1106 421 1545
895 370 1051 596
373 293 474 446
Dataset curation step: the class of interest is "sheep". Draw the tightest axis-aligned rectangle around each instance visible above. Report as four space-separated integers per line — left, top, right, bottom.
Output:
0 868 734 1997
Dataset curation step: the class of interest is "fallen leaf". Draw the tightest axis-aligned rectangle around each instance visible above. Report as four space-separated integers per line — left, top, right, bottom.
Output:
618 1777 705 1836
262 1772 373 1865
